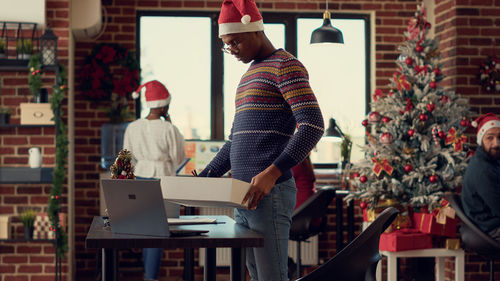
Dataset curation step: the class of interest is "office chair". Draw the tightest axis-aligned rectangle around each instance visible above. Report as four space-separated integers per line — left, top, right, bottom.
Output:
445 192 500 281
289 186 337 277
296 207 399 281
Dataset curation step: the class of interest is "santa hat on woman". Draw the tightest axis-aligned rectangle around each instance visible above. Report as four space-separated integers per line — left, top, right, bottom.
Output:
132 80 171 108
471 113 500 145
218 0 264 37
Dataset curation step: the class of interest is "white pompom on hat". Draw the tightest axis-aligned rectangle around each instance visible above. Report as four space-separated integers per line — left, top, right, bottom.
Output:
218 0 264 37
133 80 171 109
473 112 500 145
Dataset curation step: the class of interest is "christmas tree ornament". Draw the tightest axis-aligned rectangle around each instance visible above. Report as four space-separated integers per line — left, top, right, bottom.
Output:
405 57 414 66
404 164 413 173
359 201 367 209
408 128 416 137
373 89 384 101
362 119 369 127
352 172 360 178
359 175 368 183
440 95 449 103
444 127 467 152
368 111 381 123
429 80 437 89
426 103 435 112
438 130 446 139
380 132 394 144
416 44 424 53
460 118 468 127
433 68 441 76
382 116 391 123
429 174 438 183
419 113 428 121
372 157 394 176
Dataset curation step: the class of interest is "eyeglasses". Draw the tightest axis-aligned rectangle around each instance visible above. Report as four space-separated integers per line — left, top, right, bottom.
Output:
221 39 243 54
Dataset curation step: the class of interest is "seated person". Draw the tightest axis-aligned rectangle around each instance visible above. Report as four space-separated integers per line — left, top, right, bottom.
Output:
462 113 500 242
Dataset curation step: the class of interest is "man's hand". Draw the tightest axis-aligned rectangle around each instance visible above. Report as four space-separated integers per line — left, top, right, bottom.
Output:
242 164 282 210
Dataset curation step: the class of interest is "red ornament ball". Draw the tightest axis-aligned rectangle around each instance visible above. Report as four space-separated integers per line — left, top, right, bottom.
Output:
360 175 368 183
441 95 449 103
429 174 439 183
368 111 381 123
380 132 394 144
404 164 413 173
382 116 391 123
416 45 424 52
408 128 415 137
359 201 368 209
426 103 435 112
352 172 360 178
460 119 468 127
405 57 414 66
433 68 441 76
438 131 446 139
362 119 369 127
429 81 437 89
419 114 428 121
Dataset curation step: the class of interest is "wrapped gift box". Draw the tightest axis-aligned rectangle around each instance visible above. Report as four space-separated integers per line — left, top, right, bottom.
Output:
379 229 432 252
160 176 250 208
412 212 457 237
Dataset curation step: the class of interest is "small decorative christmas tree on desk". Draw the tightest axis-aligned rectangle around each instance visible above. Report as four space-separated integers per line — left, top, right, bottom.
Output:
348 4 473 214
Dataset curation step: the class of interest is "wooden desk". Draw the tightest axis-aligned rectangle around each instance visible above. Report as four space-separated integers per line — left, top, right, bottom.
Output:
85 215 264 281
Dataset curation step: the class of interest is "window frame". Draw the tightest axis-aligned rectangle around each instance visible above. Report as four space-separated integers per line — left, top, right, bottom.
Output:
136 10 371 140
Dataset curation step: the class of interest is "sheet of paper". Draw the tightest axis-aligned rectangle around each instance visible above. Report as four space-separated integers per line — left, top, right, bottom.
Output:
167 217 217 225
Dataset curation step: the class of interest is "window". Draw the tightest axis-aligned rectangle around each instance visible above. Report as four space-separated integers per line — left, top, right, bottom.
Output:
138 11 370 161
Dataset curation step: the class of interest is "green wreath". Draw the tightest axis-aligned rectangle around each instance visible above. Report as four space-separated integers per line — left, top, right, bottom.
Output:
80 43 140 101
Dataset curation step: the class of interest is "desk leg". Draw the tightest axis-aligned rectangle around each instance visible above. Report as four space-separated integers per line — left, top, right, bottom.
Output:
204 248 216 281
231 248 246 281
456 251 465 281
336 197 344 251
387 255 397 281
102 248 118 281
376 259 382 281
436 257 445 281
184 249 195 281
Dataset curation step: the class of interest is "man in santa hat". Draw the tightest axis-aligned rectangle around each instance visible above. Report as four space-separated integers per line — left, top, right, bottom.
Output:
197 0 324 280
462 112 500 242
124 80 186 281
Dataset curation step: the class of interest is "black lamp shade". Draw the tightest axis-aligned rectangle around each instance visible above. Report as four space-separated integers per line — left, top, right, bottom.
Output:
325 118 343 138
40 28 58 67
310 11 344 44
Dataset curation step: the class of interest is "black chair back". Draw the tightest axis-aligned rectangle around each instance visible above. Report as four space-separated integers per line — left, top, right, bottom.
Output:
290 187 337 241
444 192 500 259
296 207 399 281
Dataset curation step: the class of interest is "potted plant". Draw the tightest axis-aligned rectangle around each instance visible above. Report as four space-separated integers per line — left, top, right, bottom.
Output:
0 107 11 125
19 209 37 240
16 39 33 60
0 38 6 58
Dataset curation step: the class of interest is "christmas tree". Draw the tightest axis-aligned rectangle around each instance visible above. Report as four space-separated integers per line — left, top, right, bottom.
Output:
348 4 472 210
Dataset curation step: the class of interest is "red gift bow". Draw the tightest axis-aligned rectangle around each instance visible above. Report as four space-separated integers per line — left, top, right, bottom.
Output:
372 157 394 176
444 127 467 152
393 74 412 91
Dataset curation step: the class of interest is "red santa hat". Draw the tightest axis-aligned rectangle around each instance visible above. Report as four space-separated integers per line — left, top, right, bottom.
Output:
218 0 264 37
471 113 500 145
132 80 171 108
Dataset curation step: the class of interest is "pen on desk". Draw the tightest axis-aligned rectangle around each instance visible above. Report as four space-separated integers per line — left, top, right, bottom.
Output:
192 170 198 177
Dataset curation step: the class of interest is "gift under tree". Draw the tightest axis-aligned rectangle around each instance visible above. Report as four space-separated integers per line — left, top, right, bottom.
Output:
348 4 472 212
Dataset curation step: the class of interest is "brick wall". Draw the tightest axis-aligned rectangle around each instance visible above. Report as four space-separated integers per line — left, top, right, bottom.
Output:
1 0 499 280
0 1 69 281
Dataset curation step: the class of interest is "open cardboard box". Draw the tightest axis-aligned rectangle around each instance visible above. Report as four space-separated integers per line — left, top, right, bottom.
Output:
160 176 250 208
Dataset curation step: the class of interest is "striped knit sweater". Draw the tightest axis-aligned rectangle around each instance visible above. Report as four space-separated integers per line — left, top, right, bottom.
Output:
200 49 324 183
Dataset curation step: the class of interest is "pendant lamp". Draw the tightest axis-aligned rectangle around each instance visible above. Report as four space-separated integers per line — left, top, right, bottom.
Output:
310 1 344 44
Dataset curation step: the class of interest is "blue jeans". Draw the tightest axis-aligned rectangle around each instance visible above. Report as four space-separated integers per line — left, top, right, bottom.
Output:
234 178 296 281
135 176 163 280
143 248 162 279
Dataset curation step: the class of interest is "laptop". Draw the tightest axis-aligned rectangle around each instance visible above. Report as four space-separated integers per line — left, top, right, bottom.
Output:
101 179 209 237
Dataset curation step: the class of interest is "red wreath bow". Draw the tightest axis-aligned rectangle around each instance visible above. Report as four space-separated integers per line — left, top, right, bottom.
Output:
444 127 467 152
393 74 412 91
372 157 394 176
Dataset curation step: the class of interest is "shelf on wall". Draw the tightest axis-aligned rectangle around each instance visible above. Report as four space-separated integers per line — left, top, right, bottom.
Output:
0 58 58 71
0 167 53 183
0 238 55 242
0 124 55 128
